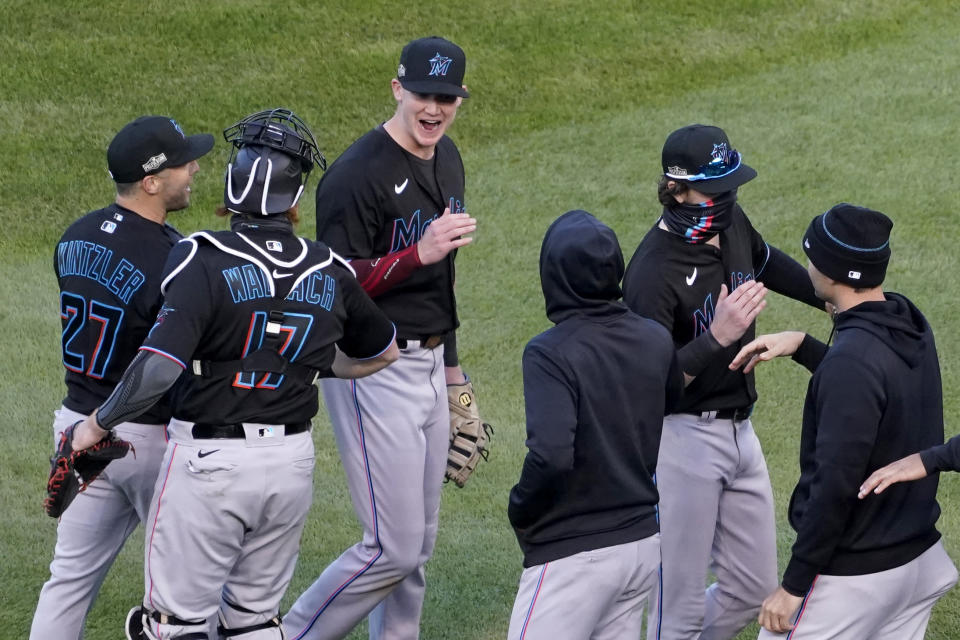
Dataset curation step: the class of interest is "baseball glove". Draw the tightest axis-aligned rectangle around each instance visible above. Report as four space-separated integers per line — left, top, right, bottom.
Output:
446 379 493 488
44 421 134 517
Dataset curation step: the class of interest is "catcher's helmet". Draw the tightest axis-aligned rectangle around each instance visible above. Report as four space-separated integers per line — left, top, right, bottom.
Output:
222 108 326 216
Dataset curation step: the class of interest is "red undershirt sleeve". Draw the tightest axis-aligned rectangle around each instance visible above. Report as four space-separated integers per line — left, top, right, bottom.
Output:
349 244 422 298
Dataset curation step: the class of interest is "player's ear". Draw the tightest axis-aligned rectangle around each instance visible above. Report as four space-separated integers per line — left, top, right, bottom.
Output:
390 78 404 102
667 181 686 204
141 174 161 196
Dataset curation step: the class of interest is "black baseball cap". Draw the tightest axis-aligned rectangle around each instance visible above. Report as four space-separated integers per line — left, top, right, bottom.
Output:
661 124 756 195
803 203 893 288
107 116 215 183
396 36 469 98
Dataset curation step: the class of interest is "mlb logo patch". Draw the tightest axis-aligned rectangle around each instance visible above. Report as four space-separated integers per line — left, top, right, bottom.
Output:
113 212 124 221
848 270 862 280
100 221 117 234
266 240 283 252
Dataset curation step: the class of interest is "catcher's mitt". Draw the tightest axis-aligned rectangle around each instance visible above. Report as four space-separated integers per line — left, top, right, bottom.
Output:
446 379 493 488
44 421 134 517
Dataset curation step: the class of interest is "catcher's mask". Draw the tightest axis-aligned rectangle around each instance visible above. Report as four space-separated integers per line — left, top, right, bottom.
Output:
222 108 326 216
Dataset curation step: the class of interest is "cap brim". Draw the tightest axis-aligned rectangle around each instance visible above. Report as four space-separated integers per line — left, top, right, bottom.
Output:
680 163 757 195
399 79 469 98
178 133 215 164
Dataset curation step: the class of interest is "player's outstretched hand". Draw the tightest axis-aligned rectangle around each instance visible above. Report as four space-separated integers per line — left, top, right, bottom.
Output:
858 453 927 498
709 281 767 347
757 587 803 633
417 207 477 265
729 331 806 374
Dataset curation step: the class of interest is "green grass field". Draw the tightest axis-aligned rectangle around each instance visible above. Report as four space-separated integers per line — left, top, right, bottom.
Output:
4 1 960 637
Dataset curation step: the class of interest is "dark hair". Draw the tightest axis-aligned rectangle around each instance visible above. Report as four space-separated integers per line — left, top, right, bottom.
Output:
115 181 139 197
657 175 689 206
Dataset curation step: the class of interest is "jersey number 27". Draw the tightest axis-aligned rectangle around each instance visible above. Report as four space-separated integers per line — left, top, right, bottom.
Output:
60 292 124 379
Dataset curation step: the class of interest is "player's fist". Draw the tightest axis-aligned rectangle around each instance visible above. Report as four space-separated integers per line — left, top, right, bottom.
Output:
709 281 767 347
417 207 477 265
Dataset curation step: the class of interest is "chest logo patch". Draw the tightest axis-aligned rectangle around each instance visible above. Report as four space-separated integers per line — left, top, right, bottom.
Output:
100 221 117 234
686 267 698 286
266 240 282 252
394 178 409 195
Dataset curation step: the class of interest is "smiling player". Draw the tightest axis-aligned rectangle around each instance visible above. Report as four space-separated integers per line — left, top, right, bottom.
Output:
283 36 479 640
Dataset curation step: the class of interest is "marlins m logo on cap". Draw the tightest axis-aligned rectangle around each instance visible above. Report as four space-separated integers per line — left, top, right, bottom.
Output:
428 53 453 76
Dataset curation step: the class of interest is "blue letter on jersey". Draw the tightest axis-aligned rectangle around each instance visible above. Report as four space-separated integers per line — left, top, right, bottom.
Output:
692 293 715 337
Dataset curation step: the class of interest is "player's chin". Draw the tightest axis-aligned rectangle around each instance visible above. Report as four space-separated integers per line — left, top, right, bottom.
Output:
167 194 191 213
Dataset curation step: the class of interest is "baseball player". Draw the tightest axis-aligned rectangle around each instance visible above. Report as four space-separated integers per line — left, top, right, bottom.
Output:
67 108 399 640
283 36 476 640
730 203 957 638
621 124 826 640
31 115 213 640
507 210 684 639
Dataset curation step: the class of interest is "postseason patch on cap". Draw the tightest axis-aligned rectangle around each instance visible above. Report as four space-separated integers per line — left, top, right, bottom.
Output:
142 153 167 173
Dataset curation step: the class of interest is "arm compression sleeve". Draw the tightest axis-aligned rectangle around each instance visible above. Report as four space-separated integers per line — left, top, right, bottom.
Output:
349 244 422 297
97 350 184 429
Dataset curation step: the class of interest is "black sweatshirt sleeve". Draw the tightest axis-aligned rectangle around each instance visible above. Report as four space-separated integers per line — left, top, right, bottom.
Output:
782 356 884 595
756 245 824 311
920 434 960 473
791 333 829 373
508 344 577 530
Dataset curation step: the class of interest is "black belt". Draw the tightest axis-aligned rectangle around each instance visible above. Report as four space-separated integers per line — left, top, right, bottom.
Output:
396 334 444 350
685 406 754 421
191 421 311 439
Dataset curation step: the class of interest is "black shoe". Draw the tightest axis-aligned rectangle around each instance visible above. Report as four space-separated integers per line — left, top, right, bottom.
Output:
125 606 145 640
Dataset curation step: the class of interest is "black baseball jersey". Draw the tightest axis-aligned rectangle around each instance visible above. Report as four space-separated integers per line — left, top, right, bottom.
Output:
141 225 395 425
54 203 180 423
315 125 465 338
623 205 771 412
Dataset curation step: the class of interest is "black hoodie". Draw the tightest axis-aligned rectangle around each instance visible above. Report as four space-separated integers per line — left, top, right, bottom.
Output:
782 293 943 595
508 210 683 568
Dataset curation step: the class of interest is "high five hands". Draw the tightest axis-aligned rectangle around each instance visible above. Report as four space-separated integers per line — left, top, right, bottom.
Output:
417 207 477 265
709 280 768 347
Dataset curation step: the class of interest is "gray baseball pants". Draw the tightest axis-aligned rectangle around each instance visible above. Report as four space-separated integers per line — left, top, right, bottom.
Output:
142 419 315 639
30 406 168 640
508 535 661 640
284 342 448 640
647 412 778 640
757 539 957 639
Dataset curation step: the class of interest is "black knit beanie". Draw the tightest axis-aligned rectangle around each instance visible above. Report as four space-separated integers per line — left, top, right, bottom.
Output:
802 203 893 287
